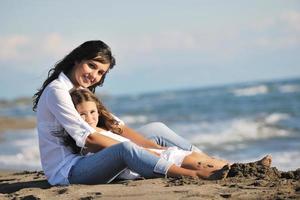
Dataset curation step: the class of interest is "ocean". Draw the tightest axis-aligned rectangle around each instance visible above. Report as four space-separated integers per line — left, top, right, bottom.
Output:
0 77 299 171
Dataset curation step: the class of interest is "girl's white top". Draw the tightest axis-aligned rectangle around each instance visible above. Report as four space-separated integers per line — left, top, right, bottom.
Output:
36 72 123 185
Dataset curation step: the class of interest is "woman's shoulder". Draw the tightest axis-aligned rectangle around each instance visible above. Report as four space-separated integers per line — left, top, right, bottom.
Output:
39 79 71 104
43 79 68 95
48 79 64 89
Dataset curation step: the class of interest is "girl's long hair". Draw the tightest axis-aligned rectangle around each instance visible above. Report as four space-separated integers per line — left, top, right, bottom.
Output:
33 40 115 111
54 89 122 154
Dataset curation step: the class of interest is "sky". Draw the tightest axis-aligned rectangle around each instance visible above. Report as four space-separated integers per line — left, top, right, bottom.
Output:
0 0 300 99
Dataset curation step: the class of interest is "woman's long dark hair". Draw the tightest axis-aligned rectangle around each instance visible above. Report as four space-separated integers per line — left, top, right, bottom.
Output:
54 89 123 154
33 40 116 111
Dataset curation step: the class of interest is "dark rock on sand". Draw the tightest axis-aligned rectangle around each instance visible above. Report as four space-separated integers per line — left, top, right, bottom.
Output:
228 162 300 181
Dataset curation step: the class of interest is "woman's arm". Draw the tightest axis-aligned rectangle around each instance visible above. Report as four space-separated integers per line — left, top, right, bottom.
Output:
118 125 164 149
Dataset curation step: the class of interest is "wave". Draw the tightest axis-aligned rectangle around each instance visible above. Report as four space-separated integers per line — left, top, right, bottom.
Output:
278 84 300 93
0 129 41 170
230 85 269 97
0 146 41 170
264 113 290 124
184 113 291 146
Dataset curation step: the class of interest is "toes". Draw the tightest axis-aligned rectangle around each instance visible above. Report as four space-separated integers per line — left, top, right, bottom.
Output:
258 155 272 167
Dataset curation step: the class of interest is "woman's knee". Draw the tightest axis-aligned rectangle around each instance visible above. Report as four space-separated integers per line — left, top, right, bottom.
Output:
144 122 169 131
119 141 139 153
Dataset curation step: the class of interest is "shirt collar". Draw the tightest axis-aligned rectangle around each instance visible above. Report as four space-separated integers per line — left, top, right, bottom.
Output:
58 72 75 92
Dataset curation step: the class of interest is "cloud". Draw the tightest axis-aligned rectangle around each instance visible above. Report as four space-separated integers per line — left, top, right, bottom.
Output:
1 10 299 72
42 33 67 56
250 10 300 49
0 35 30 60
117 29 240 53
280 11 300 32
0 33 70 63
115 10 300 61
113 27 242 66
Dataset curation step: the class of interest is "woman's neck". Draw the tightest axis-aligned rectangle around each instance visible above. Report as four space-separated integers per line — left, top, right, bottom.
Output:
66 71 79 88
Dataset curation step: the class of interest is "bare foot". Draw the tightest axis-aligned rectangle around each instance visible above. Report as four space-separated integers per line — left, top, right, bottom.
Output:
197 164 230 180
256 155 272 167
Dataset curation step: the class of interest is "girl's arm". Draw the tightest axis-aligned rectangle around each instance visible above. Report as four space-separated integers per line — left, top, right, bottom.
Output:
118 124 165 149
84 132 120 153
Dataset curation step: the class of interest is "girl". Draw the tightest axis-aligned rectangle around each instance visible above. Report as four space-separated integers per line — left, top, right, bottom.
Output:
33 40 231 185
62 89 232 180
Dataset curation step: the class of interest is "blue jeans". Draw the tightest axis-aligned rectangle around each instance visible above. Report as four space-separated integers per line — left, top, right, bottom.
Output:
69 122 199 184
137 122 200 152
68 141 173 184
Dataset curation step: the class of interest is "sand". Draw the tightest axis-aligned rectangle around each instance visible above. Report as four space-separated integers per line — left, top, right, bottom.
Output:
0 165 299 199
0 117 36 133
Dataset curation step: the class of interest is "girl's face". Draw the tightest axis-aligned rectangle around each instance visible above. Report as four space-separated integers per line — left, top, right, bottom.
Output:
76 101 99 128
70 57 110 88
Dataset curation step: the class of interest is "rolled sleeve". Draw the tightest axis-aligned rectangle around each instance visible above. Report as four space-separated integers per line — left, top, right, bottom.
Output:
46 86 95 147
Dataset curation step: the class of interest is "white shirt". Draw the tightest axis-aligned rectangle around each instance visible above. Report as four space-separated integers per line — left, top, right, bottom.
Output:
37 72 96 185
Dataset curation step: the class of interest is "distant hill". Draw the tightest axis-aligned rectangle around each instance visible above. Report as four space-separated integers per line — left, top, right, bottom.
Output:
0 97 32 108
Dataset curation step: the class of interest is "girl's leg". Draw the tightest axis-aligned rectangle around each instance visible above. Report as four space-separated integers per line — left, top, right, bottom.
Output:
137 122 201 152
181 152 229 174
146 148 230 180
180 153 272 178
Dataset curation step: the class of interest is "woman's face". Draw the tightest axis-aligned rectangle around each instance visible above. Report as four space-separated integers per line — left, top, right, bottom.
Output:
76 101 99 128
70 58 110 88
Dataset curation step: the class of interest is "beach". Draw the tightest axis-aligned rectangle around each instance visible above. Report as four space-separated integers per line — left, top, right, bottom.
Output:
0 117 36 134
0 117 299 199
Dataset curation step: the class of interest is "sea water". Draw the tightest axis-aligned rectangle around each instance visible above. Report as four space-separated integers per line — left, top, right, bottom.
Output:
0 78 299 171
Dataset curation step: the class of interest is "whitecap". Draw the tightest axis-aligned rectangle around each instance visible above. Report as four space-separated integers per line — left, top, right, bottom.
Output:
278 84 300 93
231 85 269 96
184 117 290 146
264 113 290 124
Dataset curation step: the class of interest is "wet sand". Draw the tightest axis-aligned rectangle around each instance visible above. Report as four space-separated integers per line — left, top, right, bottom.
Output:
0 117 36 133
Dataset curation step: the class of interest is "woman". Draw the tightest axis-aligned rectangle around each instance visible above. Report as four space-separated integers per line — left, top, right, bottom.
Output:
33 40 228 185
